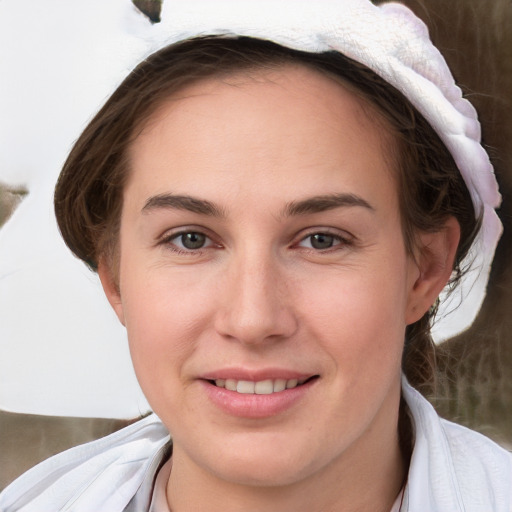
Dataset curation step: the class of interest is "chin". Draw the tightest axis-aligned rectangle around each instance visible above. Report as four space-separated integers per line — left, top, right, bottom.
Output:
213 456 315 488
189 430 334 488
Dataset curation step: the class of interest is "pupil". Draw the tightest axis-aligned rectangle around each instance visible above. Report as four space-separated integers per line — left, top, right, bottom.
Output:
311 233 334 249
182 232 206 249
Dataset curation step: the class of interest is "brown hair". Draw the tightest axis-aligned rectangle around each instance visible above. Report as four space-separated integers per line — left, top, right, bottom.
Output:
54 36 478 392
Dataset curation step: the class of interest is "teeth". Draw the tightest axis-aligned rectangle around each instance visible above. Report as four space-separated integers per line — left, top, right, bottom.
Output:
225 379 237 391
237 380 255 394
254 379 273 395
273 379 287 392
214 377 306 394
286 379 298 389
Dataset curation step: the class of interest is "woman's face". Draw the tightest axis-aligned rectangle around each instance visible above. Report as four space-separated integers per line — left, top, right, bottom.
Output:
103 65 423 487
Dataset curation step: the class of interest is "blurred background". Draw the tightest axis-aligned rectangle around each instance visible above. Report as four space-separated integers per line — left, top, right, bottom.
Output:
1 0 511 490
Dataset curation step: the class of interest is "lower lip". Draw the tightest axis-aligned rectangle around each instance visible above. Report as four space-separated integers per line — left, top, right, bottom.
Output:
201 379 317 419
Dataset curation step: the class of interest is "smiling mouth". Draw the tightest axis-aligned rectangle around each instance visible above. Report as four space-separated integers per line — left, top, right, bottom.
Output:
209 376 318 395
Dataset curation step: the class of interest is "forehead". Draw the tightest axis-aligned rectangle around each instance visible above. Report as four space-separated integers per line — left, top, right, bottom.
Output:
125 64 397 210
136 62 391 144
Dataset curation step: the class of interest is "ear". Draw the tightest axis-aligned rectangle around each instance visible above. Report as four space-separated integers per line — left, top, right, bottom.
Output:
406 217 461 325
97 259 125 326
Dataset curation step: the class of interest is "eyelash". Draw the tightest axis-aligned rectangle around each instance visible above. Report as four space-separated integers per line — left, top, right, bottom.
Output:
157 228 353 255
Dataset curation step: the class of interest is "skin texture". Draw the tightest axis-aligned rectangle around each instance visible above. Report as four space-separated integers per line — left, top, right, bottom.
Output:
99 65 459 512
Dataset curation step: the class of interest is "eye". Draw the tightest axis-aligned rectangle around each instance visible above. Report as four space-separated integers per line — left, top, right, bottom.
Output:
177 232 208 250
298 232 347 250
161 230 217 253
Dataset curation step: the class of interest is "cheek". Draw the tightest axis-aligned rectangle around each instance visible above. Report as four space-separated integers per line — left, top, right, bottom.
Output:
118 262 218 398
302 261 409 371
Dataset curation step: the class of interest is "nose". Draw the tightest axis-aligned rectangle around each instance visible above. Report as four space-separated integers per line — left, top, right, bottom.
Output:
214 249 298 345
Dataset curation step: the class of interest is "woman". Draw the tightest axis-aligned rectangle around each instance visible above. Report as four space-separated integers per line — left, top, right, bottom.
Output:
0 1 510 511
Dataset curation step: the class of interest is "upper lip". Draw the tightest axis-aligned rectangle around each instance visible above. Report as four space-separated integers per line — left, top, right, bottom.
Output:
200 368 317 382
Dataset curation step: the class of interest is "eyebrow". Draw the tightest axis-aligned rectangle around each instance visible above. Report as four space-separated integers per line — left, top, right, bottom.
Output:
142 194 225 217
282 193 374 217
141 192 373 218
